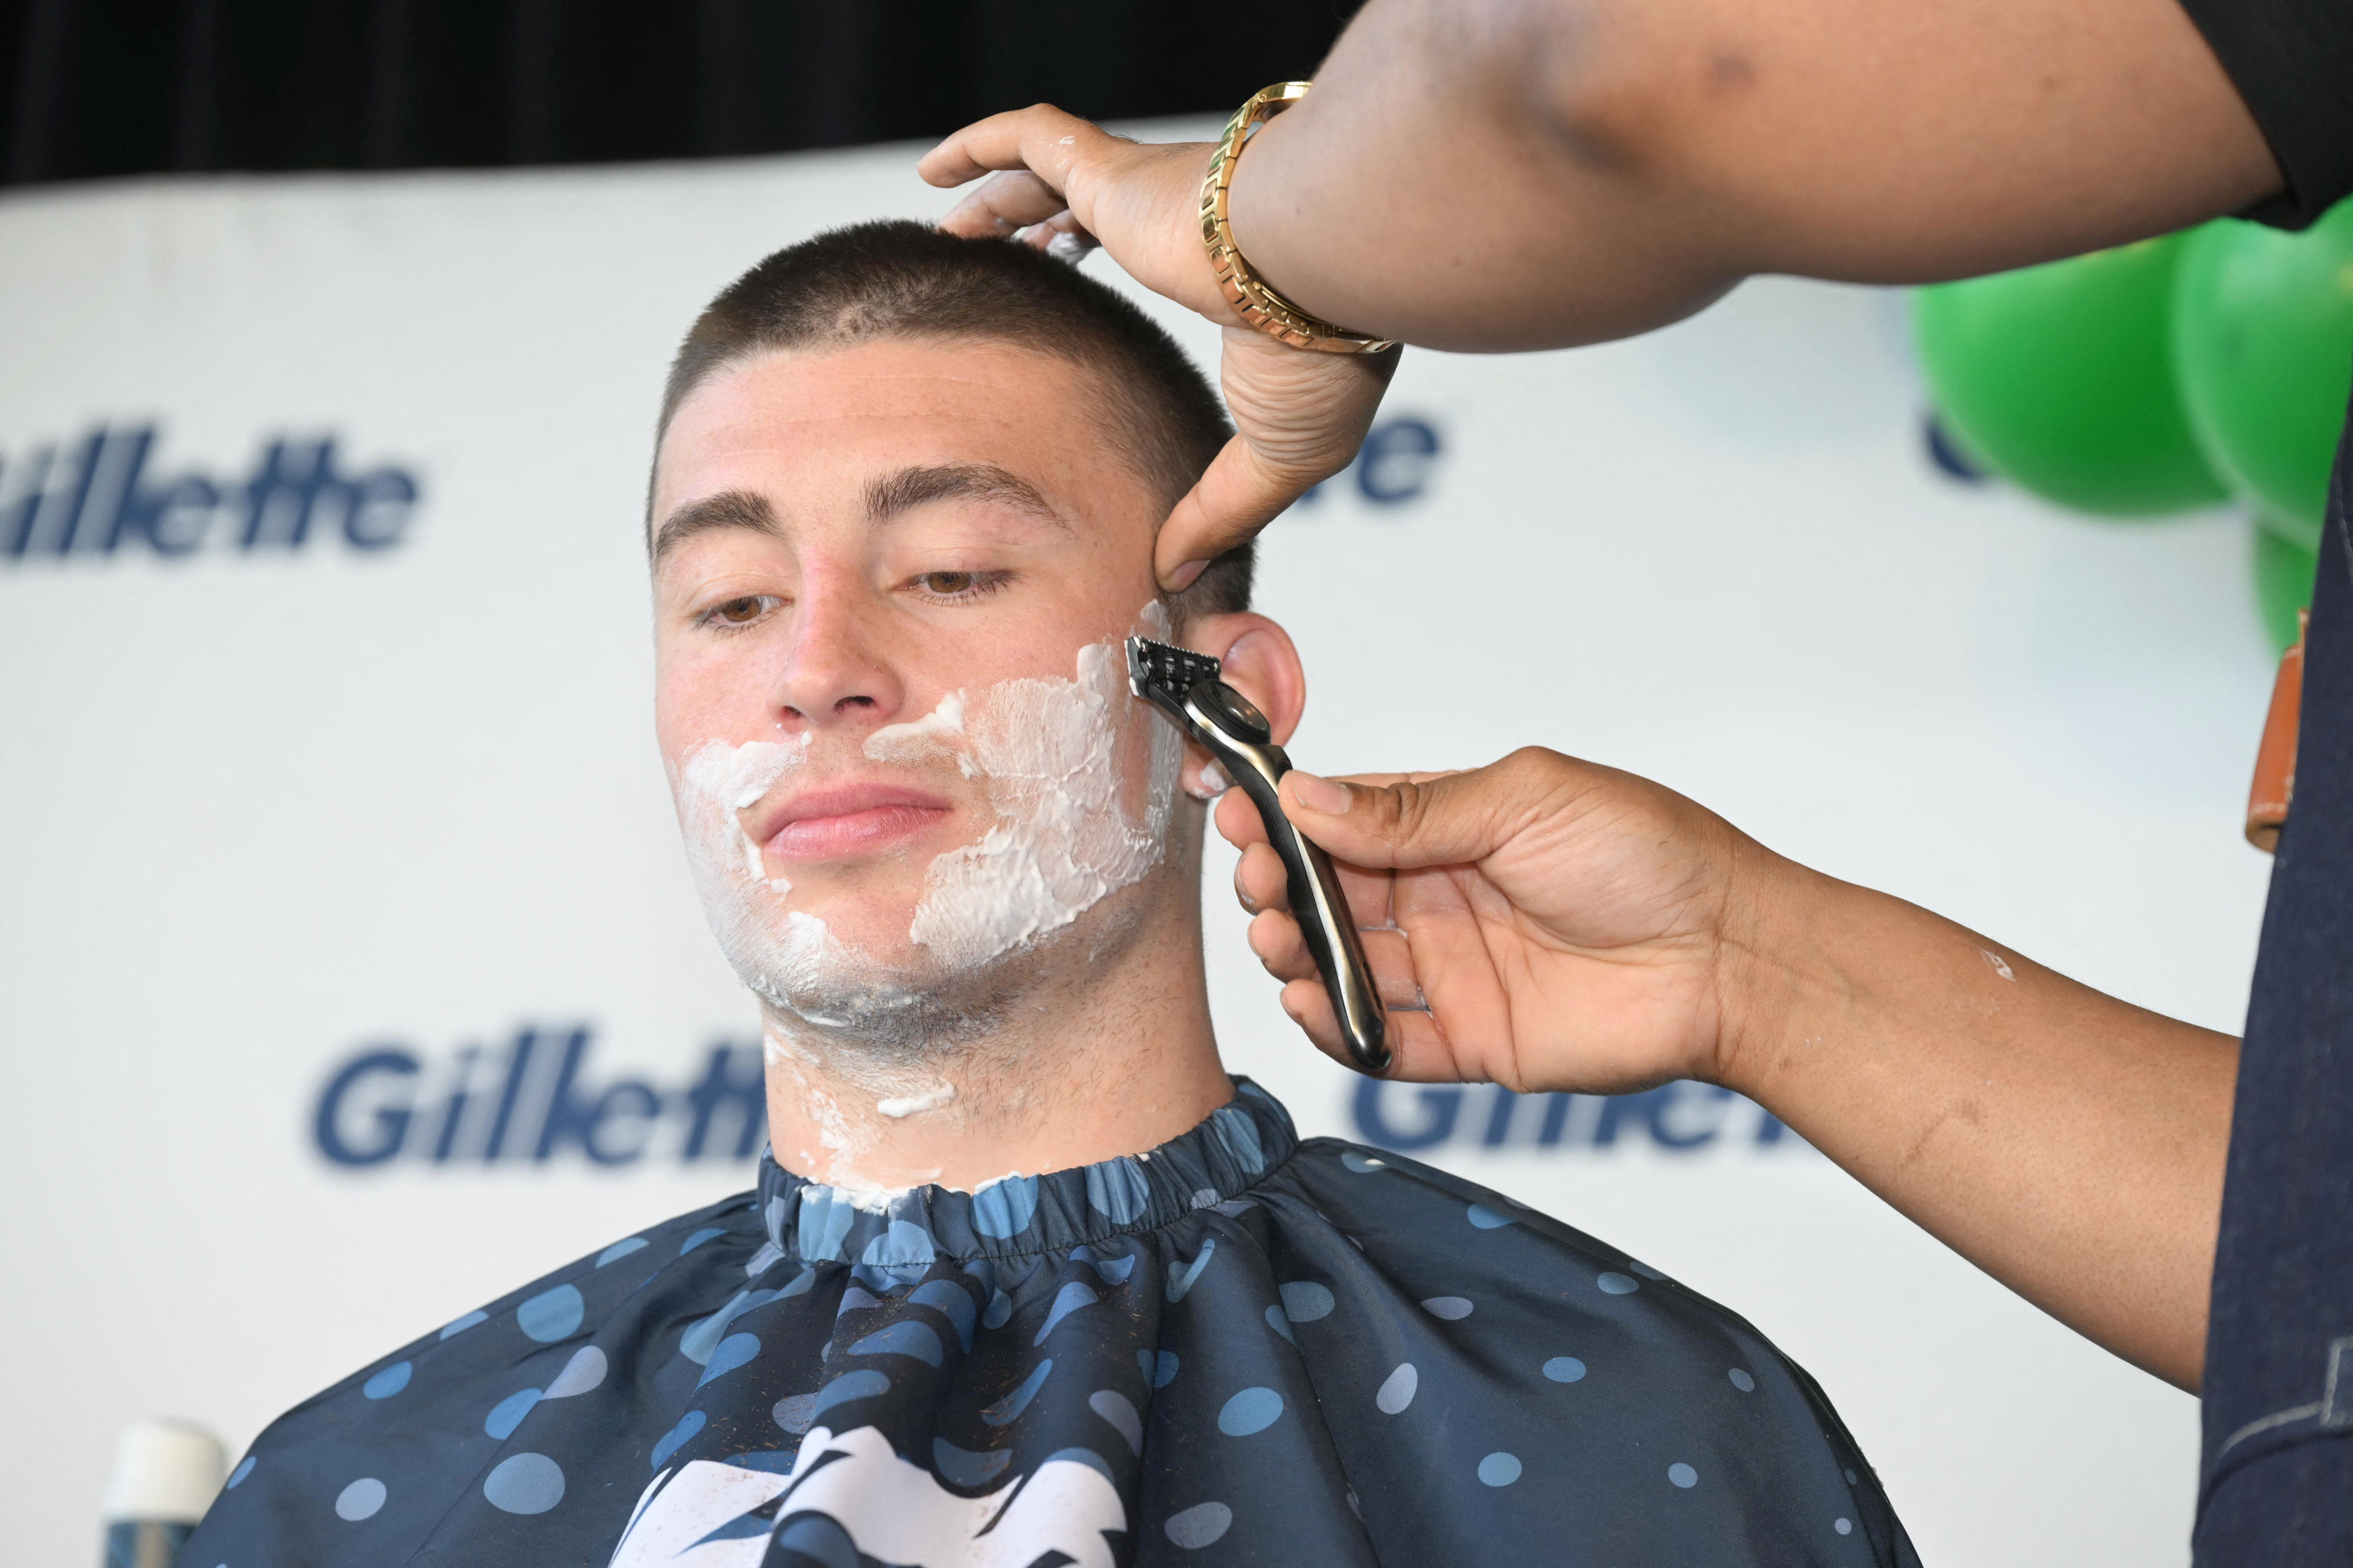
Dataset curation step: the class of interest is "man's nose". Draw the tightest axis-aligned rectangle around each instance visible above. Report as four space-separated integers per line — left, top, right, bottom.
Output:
771 571 906 729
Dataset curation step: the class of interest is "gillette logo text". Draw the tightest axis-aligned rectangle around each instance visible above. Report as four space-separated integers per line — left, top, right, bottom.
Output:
315 1026 766 1169
3 423 422 561
1352 1079 1809 1156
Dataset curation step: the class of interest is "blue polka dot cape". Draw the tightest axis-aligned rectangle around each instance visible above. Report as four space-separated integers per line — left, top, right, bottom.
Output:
188 1080 1917 1566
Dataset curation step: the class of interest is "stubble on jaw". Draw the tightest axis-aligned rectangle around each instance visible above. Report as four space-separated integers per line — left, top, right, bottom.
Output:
758 886 1171 1182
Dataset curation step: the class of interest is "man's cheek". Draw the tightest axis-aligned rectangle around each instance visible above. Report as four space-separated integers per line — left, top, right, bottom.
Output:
660 655 768 745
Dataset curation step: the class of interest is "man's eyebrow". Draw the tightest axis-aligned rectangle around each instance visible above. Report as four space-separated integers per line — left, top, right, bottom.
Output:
864 463 1071 532
649 489 780 566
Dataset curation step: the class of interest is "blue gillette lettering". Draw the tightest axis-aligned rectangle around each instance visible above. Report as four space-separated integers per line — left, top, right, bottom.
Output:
1351 1079 1806 1156
1351 1082 1468 1151
1295 414 1446 511
2 423 422 562
313 1026 767 1169
1355 418 1443 504
315 1049 422 1167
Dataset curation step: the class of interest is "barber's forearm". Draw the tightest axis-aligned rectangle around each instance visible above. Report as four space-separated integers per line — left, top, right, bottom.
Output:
1225 0 1742 351
1717 846 2234 1391
1225 0 2279 353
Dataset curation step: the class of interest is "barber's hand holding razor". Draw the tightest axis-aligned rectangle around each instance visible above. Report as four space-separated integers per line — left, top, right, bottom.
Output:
1219 749 1747 1097
919 106 1398 592
1218 749 2237 1392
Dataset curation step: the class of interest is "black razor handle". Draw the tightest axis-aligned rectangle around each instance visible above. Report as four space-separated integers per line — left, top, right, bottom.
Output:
1127 639 1391 1072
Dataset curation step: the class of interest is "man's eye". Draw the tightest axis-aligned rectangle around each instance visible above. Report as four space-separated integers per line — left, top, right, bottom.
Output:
914 570 1009 600
703 595 776 628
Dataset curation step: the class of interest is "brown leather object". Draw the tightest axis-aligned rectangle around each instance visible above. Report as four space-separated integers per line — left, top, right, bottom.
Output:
2247 609 2309 853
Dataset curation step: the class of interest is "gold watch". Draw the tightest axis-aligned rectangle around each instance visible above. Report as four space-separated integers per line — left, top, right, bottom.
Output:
1199 82 1397 355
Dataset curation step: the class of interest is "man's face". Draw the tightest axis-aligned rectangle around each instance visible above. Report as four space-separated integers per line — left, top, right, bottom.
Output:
649 338 1187 1033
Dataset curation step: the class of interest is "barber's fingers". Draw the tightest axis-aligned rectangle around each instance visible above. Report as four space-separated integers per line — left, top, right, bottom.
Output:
1274 749 1582 874
1216 772 1455 853
1158 331 1399 590
1222 776 1458 927
1233 842 1399 932
921 105 1154 271
919 104 1104 200
1214 785 1279 850
1012 212 1102 260
1247 912 1425 1011
1277 978 1468 1082
1159 434 1314 590
938 170 1078 240
1229 830 1397 932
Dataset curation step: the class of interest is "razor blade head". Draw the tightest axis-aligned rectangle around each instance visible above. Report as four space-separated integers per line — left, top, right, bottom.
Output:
1125 636 1222 700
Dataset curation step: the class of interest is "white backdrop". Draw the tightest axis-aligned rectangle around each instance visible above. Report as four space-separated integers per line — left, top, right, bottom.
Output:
0 126 2278 1566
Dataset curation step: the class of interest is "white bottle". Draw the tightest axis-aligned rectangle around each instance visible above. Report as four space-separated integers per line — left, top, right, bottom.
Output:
102 1420 225 1568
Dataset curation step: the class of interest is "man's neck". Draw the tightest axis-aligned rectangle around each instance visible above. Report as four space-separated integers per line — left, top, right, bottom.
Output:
759 899 1231 1195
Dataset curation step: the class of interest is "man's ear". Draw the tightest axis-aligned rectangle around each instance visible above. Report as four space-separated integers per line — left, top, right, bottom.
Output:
1178 613 1307 796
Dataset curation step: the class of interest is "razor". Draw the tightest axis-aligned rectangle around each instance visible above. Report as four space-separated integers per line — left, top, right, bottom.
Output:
1126 636 1391 1072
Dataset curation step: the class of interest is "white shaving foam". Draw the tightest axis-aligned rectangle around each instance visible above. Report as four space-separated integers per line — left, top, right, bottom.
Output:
675 733 873 1022
696 734 812 810
679 733 811 899
875 1082 957 1119
907 608 1183 969
865 691 968 767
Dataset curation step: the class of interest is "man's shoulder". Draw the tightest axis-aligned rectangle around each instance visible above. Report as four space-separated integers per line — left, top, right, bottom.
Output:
312 1183 770 1407
1282 1133 1910 1562
185 1183 771 1560
1285 1133 1741 1323
1288 1135 1618 1245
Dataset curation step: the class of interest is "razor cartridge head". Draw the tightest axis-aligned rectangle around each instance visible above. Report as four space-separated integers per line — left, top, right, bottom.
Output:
1125 636 1222 702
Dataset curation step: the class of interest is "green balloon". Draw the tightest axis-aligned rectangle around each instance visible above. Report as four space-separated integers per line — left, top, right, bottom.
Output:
1915 233 2228 515
2174 201 2353 553
2252 519 2319 654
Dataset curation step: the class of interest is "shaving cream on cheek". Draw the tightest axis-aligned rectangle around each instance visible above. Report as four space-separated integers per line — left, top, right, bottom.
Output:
679 732 810 890
906 606 1184 969
674 733 861 1015
864 690 971 769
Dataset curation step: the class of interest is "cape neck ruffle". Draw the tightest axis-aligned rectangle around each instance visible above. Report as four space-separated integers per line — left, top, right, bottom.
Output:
752 1077 1297 1286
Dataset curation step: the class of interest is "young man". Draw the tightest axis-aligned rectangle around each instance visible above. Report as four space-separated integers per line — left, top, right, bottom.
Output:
185 222 1915 1567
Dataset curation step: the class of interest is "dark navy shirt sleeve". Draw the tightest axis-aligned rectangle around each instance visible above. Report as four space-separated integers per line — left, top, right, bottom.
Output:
2175 0 2353 229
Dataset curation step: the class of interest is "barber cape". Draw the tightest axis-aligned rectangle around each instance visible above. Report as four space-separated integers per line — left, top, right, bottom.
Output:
187 1079 1917 1566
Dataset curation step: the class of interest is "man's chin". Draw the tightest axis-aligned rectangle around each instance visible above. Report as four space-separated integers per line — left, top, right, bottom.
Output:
746 955 1015 1055
711 875 1152 1055
718 902 1013 1050
761 902 925 970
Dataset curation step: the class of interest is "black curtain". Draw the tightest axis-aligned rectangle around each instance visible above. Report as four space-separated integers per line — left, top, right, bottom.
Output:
1 0 1361 186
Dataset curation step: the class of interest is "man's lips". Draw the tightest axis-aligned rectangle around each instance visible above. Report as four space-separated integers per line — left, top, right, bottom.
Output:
751 781 955 863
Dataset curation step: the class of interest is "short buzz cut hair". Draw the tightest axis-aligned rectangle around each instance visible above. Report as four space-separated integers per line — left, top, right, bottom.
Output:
653 219 1251 620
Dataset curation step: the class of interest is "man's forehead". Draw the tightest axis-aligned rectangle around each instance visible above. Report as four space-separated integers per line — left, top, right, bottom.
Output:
658 353 1036 485
647 339 1168 568
669 337 1102 446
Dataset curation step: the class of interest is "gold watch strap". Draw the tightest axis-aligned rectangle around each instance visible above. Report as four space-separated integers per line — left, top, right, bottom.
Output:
1200 82 1397 355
